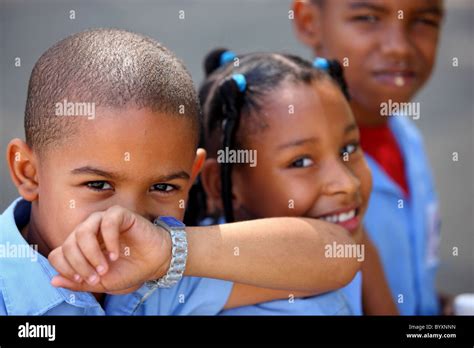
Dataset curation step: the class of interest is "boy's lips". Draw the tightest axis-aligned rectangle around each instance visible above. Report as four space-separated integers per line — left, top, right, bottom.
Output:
372 70 416 88
316 207 361 234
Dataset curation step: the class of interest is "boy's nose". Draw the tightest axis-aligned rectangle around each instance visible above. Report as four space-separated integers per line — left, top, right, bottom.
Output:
116 197 154 222
320 159 361 198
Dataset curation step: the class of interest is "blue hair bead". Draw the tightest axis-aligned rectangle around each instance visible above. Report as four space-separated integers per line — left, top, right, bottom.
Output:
313 57 330 71
220 50 237 67
231 74 247 92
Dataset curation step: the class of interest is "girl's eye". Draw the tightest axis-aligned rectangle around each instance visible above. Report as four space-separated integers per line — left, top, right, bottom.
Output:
291 157 314 168
86 181 113 191
150 183 177 193
341 142 360 158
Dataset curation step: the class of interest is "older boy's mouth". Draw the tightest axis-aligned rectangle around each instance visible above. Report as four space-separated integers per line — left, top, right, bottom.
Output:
316 207 361 233
372 69 417 88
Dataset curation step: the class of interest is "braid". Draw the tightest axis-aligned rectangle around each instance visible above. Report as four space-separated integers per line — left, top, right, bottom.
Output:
219 77 245 223
327 60 350 100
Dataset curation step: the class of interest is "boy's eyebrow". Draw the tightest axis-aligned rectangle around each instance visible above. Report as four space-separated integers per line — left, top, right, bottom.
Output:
71 166 124 180
71 166 190 181
277 137 319 150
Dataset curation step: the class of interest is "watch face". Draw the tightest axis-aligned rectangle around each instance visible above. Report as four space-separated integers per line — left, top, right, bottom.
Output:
159 216 185 228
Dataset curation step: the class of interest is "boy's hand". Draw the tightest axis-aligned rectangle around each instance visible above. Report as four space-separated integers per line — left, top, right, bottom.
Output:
48 206 172 294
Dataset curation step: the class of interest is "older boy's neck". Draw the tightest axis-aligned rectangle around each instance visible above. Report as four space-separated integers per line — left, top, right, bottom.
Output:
350 101 388 127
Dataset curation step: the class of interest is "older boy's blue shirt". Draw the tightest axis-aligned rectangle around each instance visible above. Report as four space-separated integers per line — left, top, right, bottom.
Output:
0 198 233 315
364 116 440 315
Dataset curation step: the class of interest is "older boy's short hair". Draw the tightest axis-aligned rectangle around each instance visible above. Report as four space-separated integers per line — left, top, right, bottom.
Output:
25 28 200 154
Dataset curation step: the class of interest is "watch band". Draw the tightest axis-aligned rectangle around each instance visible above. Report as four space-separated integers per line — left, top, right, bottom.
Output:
145 216 188 289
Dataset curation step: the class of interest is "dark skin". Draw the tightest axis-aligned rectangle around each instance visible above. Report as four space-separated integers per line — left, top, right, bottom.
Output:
293 0 444 126
293 0 448 314
205 80 370 243
8 108 201 302
202 80 398 314
8 107 356 309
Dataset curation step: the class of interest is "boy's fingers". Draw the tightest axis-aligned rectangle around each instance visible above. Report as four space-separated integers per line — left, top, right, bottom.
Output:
62 233 100 285
76 212 109 275
51 275 83 291
48 247 83 283
101 206 133 261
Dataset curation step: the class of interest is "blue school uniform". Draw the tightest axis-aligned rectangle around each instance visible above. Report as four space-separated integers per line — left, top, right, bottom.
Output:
363 116 441 315
219 272 361 316
200 217 362 316
0 198 233 315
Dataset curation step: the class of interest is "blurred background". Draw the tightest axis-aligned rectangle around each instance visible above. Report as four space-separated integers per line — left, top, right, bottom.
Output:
0 0 472 295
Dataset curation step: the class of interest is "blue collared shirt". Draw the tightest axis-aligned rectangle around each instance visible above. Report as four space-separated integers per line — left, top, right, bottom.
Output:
201 217 361 316
219 272 361 316
0 198 233 315
364 116 441 315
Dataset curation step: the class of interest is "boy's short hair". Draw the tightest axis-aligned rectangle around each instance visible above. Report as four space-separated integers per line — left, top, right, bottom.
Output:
25 28 200 154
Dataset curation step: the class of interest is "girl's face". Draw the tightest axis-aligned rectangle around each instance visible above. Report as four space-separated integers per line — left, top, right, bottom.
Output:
229 80 372 243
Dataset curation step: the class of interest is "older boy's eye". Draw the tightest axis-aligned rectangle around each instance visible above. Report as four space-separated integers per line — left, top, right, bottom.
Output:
291 157 314 168
150 183 177 193
415 17 440 28
86 181 113 191
352 15 379 23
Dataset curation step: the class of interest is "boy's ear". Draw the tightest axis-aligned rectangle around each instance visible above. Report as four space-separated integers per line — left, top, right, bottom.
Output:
292 0 323 50
6 138 39 202
200 158 223 213
190 148 207 182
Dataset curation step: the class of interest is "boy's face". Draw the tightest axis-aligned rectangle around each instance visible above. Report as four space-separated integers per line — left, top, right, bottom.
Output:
25 108 201 251
294 0 443 121
229 81 372 243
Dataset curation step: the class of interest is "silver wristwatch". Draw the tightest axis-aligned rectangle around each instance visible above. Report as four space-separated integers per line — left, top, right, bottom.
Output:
145 216 188 289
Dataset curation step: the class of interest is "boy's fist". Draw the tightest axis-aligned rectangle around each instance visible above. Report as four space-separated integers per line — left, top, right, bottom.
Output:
48 205 172 294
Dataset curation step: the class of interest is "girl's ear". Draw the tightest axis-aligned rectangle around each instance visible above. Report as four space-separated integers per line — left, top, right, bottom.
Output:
200 158 224 214
6 138 39 202
292 0 323 50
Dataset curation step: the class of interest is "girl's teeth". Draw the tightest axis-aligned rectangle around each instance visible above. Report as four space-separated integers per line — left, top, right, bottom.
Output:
338 210 355 222
319 210 356 223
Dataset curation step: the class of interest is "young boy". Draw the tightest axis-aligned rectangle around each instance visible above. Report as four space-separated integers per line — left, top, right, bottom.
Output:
0 28 359 315
292 0 444 314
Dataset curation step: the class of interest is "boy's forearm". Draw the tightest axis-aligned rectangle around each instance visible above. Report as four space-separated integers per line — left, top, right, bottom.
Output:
183 217 360 292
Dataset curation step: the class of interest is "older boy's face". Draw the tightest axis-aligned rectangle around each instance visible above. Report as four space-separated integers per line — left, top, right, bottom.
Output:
313 0 443 111
33 108 197 250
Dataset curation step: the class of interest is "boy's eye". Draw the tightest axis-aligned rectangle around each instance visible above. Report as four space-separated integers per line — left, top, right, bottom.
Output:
86 181 113 191
150 183 177 193
291 156 314 168
341 142 360 158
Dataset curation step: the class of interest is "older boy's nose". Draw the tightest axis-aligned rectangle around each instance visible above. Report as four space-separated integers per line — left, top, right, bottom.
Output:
380 24 412 60
321 159 360 197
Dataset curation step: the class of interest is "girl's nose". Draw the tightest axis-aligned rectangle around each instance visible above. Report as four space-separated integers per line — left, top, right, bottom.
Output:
320 158 361 198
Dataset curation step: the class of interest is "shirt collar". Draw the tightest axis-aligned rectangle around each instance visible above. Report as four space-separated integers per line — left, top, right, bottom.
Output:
0 198 102 315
